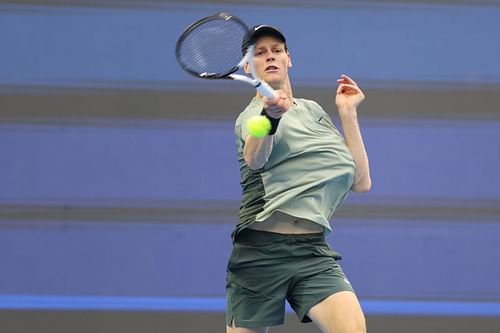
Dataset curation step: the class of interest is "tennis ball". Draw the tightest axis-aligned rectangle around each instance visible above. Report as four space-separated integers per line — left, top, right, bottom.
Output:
246 115 271 138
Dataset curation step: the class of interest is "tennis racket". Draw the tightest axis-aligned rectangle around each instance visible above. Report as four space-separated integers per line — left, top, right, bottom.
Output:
175 12 277 98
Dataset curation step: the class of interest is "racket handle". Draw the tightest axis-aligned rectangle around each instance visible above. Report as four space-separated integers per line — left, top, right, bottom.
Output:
255 80 277 99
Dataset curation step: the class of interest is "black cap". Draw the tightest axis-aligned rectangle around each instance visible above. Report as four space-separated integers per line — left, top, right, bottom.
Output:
242 25 287 54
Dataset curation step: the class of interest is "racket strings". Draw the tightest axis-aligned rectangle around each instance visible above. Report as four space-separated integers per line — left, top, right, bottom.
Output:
177 19 247 77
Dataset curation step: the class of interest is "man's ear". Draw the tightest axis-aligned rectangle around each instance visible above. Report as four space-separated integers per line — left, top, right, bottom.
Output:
287 51 292 68
243 62 251 73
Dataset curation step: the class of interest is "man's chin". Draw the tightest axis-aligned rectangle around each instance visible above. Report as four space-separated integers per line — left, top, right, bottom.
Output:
263 78 281 90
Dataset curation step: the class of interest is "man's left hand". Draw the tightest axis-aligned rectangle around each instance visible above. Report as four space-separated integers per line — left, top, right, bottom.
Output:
335 74 365 111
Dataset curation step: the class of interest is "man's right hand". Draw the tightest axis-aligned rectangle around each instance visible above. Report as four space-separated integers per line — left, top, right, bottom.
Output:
262 90 292 118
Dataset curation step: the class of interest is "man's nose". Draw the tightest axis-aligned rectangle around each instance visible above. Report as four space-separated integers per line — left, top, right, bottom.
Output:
266 54 275 62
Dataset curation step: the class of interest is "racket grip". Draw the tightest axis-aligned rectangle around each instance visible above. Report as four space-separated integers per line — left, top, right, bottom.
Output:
255 80 277 99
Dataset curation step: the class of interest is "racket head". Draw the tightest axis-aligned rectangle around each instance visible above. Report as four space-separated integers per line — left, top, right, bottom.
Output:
175 12 250 79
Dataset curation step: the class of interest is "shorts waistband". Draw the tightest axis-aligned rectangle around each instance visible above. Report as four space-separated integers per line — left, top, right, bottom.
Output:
236 228 325 244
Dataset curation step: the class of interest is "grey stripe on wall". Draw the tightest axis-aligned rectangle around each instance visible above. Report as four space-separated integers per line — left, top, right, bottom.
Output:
1 85 499 123
3 0 500 8
1 198 499 223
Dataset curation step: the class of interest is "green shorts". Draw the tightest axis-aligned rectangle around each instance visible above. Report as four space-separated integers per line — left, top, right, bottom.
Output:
226 228 354 328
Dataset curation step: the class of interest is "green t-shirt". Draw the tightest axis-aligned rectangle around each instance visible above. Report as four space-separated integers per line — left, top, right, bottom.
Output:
234 96 355 237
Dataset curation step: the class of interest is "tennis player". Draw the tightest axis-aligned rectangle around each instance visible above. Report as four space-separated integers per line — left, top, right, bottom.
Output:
227 25 371 333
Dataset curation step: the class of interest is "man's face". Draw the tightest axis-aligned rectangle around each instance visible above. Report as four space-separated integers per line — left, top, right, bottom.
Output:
247 35 291 89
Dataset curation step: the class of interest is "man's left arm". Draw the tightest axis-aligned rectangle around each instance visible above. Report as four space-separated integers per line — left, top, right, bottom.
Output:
335 74 372 192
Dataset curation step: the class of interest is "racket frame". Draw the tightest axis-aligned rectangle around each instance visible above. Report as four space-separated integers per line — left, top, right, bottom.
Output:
176 12 277 98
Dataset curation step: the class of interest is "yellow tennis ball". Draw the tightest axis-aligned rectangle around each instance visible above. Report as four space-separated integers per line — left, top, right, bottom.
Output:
247 115 271 138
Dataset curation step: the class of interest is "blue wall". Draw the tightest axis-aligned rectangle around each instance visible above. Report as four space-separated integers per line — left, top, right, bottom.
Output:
1 119 499 202
1 1 499 316
1 3 500 88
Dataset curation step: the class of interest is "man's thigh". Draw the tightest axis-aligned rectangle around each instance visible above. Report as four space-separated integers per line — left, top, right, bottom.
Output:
287 256 354 323
307 291 366 333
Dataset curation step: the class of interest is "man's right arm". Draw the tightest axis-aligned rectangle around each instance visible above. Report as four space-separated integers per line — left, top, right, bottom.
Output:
243 90 292 170
243 135 274 170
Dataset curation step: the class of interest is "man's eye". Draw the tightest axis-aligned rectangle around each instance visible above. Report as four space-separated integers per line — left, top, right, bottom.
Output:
273 49 283 53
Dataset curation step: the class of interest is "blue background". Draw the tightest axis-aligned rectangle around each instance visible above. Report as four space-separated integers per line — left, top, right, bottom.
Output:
0 1 499 317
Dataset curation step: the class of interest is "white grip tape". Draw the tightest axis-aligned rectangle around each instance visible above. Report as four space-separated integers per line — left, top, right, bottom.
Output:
255 80 277 99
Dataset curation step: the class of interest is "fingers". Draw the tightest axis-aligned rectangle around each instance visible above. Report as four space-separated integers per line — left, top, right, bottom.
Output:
336 75 364 97
263 90 292 118
337 74 358 86
263 90 287 103
337 83 361 95
264 102 287 118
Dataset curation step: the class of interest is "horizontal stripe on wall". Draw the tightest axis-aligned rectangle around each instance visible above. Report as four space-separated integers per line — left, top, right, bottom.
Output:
1 220 499 301
1 85 500 121
1 199 499 223
1 309 499 333
1 295 500 316
1 3 499 88
1 119 499 201
6 0 500 9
